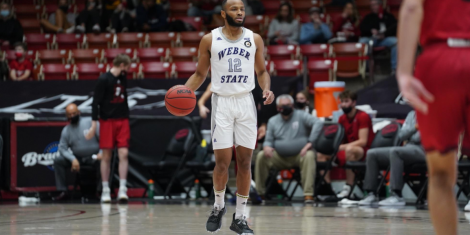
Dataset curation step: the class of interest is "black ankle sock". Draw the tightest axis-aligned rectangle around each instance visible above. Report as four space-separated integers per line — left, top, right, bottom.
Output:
393 190 402 197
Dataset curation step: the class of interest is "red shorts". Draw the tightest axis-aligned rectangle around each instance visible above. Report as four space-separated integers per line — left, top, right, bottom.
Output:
336 147 368 166
99 118 130 149
414 43 470 153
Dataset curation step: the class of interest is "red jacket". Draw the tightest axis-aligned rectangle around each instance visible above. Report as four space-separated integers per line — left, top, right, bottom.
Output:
332 16 360 41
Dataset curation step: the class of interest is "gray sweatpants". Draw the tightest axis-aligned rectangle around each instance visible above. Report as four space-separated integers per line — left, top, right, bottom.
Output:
53 155 98 191
364 144 425 192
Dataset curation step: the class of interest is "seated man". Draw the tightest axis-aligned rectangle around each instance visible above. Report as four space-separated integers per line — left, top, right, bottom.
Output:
317 90 374 199
40 0 77 33
255 94 322 203
299 7 332 44
357 110 424 206
53 103 101 200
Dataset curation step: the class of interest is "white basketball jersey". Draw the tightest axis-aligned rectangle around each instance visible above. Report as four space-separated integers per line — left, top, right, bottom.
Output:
210 27 256 96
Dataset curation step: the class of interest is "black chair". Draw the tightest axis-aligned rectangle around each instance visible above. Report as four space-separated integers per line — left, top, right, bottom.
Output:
185 142 216 198
344 121 402 199
402 162 428 204
456 149 470 201
314 122 345 197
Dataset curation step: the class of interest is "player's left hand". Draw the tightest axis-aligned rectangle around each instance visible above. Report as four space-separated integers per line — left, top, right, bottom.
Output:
397 73 434 114
263 90 274 105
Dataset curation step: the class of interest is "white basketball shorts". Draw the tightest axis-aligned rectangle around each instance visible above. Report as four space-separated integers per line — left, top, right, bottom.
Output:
211 92 257 150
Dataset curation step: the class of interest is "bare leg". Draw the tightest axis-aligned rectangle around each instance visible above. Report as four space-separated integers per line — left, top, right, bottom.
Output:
100 149 113 182
344 146 364 186
40 19 61 32
317 153 331 183
427 150 458 235
118 147 128 180
213 148 232 191
55 9 65 29
235 146 253 196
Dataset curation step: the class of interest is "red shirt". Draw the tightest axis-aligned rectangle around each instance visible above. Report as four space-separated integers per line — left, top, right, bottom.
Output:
420 0 470 47
339 110 375 148
9 59 33 80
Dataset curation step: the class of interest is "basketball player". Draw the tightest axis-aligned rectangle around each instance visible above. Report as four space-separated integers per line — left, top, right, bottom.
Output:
184 0 274 233
86 54 131 203
397 0 469 234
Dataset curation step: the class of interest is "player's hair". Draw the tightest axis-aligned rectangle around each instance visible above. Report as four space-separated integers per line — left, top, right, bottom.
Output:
13 42 27 51
222 0 228 10
276 94 294 106
113 54 131 67
339 90 358 101
276 2 294 24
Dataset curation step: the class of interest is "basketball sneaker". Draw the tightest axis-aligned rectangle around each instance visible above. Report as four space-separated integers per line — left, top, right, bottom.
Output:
229 213 254 235
358 193 377 206
101 187 111 203
464 200 470 212
336 185 351 199
206 205 226 233
118 187 129 202
378 194 406 206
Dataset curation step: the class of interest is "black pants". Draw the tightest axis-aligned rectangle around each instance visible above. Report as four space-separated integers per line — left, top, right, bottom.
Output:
111 11 132 32
53 155 100 191
76 9 101 32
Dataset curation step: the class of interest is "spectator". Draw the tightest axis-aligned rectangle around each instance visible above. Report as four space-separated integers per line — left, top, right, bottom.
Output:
267 3 299 45
0 2 23 45
299 7 332 44
255 94 322 203
332 2 360 42
110 1 133 33
317 90 374 199
53 103 102 201
136 0 168 32
101 0 120 32
75 0 101 33
157 0 170 12
9 42 33 81
295 91 312 113
188 0 223 17
40 0 77 34
353 110 424 206
359 0 397 71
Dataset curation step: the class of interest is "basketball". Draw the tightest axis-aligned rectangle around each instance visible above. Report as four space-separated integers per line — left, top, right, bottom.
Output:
165 85 196 116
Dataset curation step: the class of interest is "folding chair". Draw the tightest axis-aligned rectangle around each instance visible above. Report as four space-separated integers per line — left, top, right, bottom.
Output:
73 63 107 80
69 49 101 64
266 45 297 60
456 147 470 200
54 34 84 49
139 62 172 79
36 49 68 64
403 162 428 205
172 61 197 78
307 60 336 93
135 48 166 62
270 60 302 77
14 4 42 19
19 19 42 33
24 33 53 50
38 64 73 80
314 122 345 197
146 32 177 48
344 122 402 199
177 32 206 47
299 44 330 61
102 48 135 63
331 43 368 81
115 33 145 49
84 33 114 49
185 143 217 199
167 47 198 62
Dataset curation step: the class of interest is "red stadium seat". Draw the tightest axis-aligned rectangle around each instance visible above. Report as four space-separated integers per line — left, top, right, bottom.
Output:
13 0 39 4
266 45 297 60
36 49 68 64
84 33 114 49
173 61 197 78
54 34 84 49
331 43 367 79
244 15 267 34
19 19 42 33
115 33 145 48
387 0 402 18
135 48 166 62
39 64 73 80
146 32 177 48
178 32 205 47
271 60 302 77
262 1 280 15
24 33 53 50
291 1 319 14
299 44 330 60
168 47 198 62
70 49 102 64
73 63 107 80
75 2 86 12
14 4 43 19
103 48 135 63
172 17 203 31
140 62 172 79
307 60 337 93
5 50 35 61
169 3 190 17
108 62 139 78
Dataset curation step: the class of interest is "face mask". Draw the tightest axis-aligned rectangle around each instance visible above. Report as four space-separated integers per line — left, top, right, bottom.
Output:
70 115 80 124
225 11 245 27
295 102 307 109
342 106 353 114
0 10 9 17
59 6 69 13
15 52 23 58
280 105 293 116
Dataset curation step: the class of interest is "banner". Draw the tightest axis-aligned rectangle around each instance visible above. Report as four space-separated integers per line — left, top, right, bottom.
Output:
10 121 75 191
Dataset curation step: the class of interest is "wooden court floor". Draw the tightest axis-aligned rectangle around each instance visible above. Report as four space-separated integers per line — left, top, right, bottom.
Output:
1 201 470 235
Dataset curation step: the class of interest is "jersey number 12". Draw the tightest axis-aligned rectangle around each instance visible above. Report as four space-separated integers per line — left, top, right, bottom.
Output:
228 58 242 72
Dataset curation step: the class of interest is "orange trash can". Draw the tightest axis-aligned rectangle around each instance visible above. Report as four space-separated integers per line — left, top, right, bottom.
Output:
314 81 345 118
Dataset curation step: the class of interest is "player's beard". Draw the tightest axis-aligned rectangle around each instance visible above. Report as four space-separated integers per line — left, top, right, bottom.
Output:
225 13 245 27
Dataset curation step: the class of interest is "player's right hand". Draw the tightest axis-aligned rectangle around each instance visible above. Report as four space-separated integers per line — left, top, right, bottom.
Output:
397 73 434 114
199 105 210 119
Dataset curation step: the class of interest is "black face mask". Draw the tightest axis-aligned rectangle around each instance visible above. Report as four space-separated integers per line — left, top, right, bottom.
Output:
295 102 307 109
59 5 69 13
70 115 80 124
342 106 353 114
225 11 245 27
280 105 293 116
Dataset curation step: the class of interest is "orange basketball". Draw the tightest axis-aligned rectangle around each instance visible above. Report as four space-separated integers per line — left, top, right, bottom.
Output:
165 85 197 116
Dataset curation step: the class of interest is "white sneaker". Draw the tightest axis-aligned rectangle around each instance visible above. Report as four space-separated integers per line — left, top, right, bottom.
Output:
358 193 377 206
336 185 351 199
101 187 111 203
118 187 128 202
338 198 359 205
378 195 406 206
75 25 85 33
464 201 470 212
65 26 75 34
92 25 101 32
